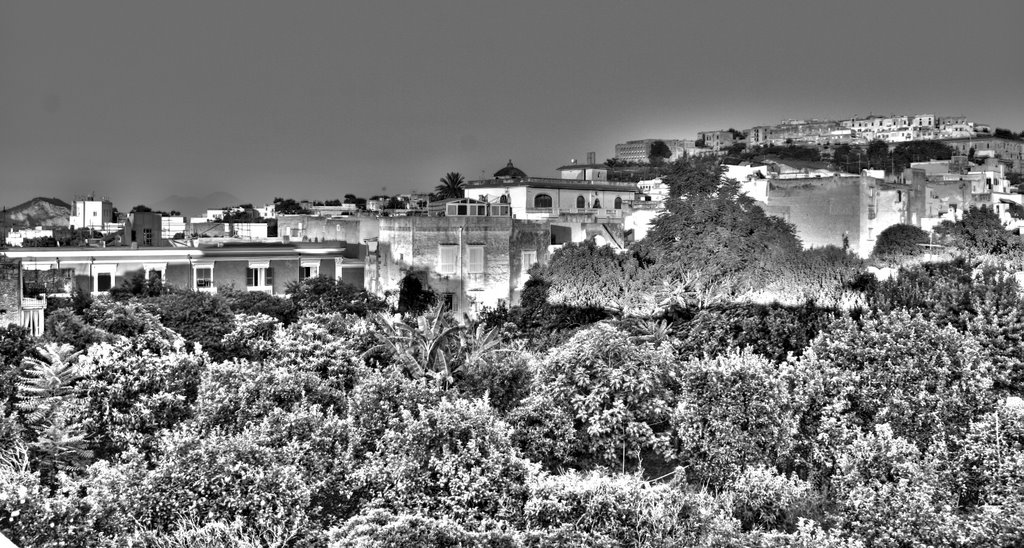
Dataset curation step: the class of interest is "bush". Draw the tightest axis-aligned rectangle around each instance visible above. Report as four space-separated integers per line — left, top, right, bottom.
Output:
220 288 299 324
352 397 535 525
670 350 802 486
676 303 837 363
804 310 995 455
872 224 929 260
728 466 817 532
144 291 236 359
533 323 680 468
523 471 740 547
288 275 386 316
327 509 516 548
76 335 206 459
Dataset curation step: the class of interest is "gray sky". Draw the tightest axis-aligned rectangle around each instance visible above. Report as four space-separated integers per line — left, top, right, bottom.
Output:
2 0 1022 212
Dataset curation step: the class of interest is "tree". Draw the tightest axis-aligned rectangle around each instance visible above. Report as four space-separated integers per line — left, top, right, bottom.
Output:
129 205 152 213
273 197 311 215
935 206 1013 256
866 139 889 171
396 273 436 315
648 140 672 165
541 240 661 316
642 158 801 307
435 172 466 200
871 224 929 259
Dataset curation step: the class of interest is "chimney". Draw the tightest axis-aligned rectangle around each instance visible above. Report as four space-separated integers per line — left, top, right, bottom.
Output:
587 152 596 164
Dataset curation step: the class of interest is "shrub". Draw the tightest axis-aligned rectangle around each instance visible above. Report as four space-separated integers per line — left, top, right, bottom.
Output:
523 471 740 547
76 335 206 459
144 291 235 359
871 224 929 260
670 350 802 486
533 322 680 468
676 303 837 363
288 276 386 316
352 397 535 525
728 466 817 532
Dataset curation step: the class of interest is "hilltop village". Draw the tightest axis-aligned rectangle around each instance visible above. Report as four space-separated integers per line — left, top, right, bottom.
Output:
2 112 1023 330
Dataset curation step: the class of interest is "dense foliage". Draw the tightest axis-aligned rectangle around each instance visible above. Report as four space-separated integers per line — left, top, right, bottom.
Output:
4 157 1024 546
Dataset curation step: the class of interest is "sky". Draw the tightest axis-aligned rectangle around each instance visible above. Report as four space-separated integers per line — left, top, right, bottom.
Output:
2 0 1023 213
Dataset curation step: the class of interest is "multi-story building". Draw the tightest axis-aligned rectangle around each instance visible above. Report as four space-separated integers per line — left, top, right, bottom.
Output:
697 130 734 151
614 139 696 163
756 174 908 257
938 136 1024 173
2 242 354 297
70 196 115 232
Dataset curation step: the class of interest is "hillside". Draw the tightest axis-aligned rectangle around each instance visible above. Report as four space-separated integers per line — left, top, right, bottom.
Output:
1 196 72 228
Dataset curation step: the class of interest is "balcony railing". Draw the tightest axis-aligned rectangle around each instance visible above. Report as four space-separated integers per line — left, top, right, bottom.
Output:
526 207 625 218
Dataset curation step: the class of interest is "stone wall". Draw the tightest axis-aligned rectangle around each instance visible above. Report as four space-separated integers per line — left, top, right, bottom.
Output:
0 259 21 327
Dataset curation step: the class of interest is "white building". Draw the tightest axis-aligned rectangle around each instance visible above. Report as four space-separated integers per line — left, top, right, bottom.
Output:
161 216 187 239
6 227 54 247
70 197 114 231
463 161 638 222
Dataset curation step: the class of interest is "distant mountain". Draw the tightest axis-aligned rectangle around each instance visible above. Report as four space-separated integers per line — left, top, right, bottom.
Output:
1 197 72 229
151 192 244 217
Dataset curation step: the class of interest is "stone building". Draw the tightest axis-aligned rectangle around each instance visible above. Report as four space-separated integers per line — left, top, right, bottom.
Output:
2 243 354 297
374 214 512 317
757 174 908 257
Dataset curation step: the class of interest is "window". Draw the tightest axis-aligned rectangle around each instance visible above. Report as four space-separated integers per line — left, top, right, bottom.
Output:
142 228 153 246
499 194 508 204
300 260 320 280
576 196 585 208
438 245 458 275
614 197 623 209
195 266 214 291
246 263 273 291
521 250 537 276
144 263 166 285
91 263 117 294
593 198 601 208
467 246 485 274
96 273 112 292
441 293 455 312
534 194 552 208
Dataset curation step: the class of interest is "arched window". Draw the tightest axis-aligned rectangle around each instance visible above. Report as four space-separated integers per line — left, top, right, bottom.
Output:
499 194 508 204
614 197 622 209
592 198 601 208
576 196 585 208
534 194 553 208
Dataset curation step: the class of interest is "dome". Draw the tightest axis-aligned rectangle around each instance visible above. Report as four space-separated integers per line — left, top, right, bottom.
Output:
493 160 527 179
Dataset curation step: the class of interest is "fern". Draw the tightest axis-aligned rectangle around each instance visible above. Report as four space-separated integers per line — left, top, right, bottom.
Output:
14 343 93 479
15 343 83 427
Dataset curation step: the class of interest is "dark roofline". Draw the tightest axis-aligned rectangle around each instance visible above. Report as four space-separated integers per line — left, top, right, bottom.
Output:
556 164 608 171
466 178 638 192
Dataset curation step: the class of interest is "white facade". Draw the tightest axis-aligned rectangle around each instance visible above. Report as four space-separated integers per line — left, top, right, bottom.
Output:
70 199 114 231
6 227 53 247
465 182 636 222
161 216 187 239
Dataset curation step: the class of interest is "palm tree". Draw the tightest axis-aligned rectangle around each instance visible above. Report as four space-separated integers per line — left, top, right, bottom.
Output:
435 172 466 200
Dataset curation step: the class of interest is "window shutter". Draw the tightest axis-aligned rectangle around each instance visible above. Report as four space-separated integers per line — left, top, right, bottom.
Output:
439 245 458 275
468 246 485 274
265 267 273 287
